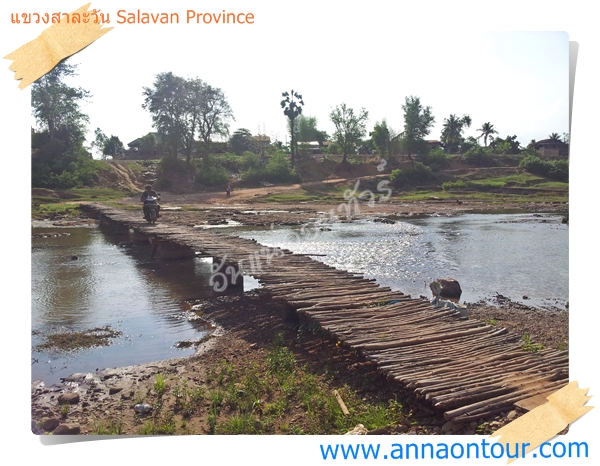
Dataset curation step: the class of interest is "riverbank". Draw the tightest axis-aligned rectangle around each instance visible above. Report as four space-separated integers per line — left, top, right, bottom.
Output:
31 287 567 436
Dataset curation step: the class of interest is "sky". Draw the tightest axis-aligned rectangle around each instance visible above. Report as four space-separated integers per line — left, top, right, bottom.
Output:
21 4 569 151
2 0 600 464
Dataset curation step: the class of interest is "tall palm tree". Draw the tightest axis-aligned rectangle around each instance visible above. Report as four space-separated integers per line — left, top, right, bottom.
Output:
477 122 498 147
441 114 462 153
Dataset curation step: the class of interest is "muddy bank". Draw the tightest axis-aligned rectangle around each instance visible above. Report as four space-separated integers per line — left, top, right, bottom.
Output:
31 289 564 436
467 295 569 351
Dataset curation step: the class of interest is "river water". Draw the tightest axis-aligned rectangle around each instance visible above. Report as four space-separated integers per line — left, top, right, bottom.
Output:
228 212 568 309
31 226 221 385
31 212 567 385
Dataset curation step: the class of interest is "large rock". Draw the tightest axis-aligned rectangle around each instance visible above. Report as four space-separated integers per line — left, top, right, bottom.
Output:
57 392 80 405
42 417 60 432
54 423 81 435
437 278 462 299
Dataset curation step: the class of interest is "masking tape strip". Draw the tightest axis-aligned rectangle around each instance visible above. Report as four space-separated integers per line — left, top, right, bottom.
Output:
490 381 593 464
4 3 112 89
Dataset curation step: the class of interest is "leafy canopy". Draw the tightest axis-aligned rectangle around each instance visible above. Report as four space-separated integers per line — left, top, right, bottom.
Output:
31 61 90 146
329 103 369 163
401 96 434 157
143 72 233 162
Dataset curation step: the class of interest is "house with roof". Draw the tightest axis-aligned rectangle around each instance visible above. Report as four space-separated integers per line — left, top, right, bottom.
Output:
534 139 569 158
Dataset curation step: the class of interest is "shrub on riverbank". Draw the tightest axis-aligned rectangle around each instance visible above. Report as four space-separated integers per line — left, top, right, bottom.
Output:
241 152 300 185
519 155 568 182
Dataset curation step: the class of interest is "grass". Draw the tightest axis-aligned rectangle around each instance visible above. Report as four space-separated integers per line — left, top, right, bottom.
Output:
396 190 568 204
32 186 137 219
138 415 176 435
199 332 410 435
154 373 166 397
76 329 413 435
91 419 123 435
521 333 545 353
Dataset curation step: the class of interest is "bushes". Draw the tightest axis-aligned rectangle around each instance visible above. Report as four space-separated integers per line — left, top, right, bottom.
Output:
155 157 190 190
519 155 569 182
390 162 433 188
442 179 469 191
241 152 299 184
32 145 102 189
419 147 448 170
194 157 229 187
463 146 493 166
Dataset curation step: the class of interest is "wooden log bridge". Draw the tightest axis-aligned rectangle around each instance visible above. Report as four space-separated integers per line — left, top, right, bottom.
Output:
84 204 568 423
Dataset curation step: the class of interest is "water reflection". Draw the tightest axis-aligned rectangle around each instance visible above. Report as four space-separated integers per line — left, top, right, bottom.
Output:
31 226 220 385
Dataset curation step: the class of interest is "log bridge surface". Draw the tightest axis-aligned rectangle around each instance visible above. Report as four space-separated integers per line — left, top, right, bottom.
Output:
85 204 568 423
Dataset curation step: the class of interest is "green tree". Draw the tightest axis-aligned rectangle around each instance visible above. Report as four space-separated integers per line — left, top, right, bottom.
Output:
440 114 471 153
103 135 125 159
91 128 108 159
280 90 304 167
31 61 90 147
142 72 189 158
296 115 328 144
31 61 98 189
476 122 498 147
195 83 234 156
142 73 233 163
490 135 520 155
139 133 158 158
370 120 391 159
548 133 562 142
400 96 435 158
329 103 369 164
230 128 253 155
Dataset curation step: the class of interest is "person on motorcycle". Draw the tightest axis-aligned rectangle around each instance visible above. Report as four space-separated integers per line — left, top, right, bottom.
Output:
226 185 232 196
141 184 160 219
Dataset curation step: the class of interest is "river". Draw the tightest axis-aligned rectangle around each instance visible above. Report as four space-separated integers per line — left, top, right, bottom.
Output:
31 212 567 385
228 212 568 308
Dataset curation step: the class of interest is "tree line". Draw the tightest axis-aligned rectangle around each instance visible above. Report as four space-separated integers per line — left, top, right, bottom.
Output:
30 62 568 190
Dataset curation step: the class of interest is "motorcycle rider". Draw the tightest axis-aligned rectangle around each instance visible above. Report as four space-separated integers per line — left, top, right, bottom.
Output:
141 184 160 219
226 184 232 196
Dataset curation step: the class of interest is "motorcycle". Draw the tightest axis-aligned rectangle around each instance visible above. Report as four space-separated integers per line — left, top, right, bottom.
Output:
143 195 160 224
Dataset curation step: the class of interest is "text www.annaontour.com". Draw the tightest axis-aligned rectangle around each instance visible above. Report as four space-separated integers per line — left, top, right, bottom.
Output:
319 440 589 460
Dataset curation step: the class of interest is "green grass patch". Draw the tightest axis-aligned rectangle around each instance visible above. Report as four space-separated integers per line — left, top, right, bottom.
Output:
395 190 568 204
521 333 544 353
32 187 137 219
91 418 123 435
533 181 569 190
119 161 147 172
204 332 411 435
